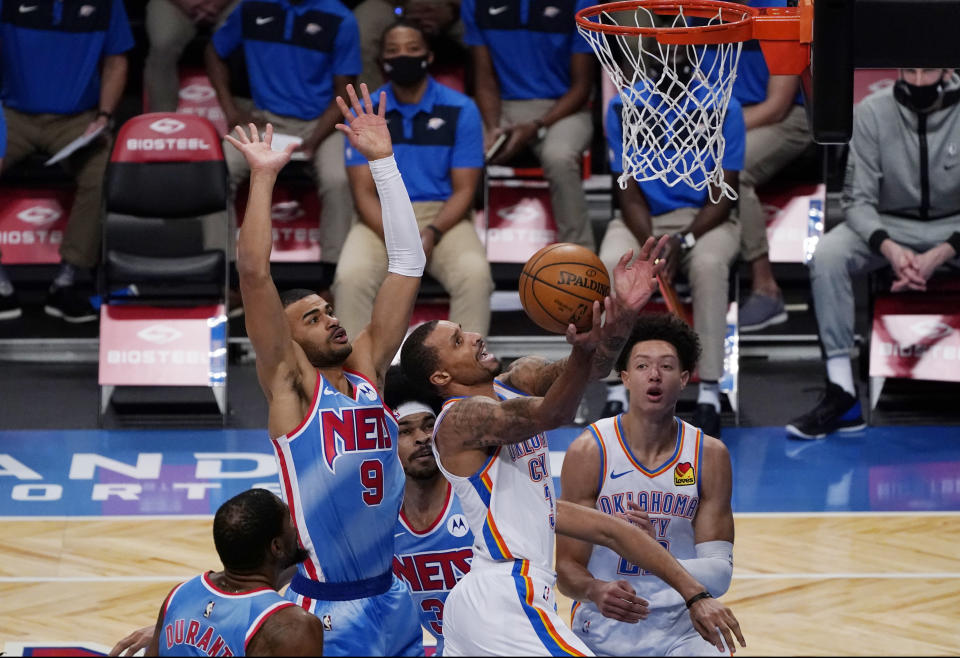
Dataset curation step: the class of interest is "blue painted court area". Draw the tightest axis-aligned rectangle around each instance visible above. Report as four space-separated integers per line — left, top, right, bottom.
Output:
0 425 958 516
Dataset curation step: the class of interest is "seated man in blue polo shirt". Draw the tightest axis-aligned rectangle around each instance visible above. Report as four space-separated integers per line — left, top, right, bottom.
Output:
463 0 596 250
598 59 746 438
333 19 493 338
0 0 134 323
207 0 362 264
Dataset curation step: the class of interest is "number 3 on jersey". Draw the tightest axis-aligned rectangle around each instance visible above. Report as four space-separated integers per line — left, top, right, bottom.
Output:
360 459 384 506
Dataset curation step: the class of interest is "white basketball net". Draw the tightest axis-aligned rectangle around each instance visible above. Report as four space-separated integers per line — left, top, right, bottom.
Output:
578 4 749 202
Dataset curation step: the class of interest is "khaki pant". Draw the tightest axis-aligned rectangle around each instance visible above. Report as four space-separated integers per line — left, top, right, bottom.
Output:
738 104 812 262
599 209 740 381
500 99 594 250
332 201 494 338
221 110 354 264
144 0 240 112
1 108 111 268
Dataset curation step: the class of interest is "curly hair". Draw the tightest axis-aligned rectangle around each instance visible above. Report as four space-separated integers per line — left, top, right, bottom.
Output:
615 313 701 373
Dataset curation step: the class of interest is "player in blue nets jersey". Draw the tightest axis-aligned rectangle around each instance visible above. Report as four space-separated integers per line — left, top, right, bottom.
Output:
225 82 424 656
558 313 736 656
401 241 746 656
384 366 474 655
147 488 324 656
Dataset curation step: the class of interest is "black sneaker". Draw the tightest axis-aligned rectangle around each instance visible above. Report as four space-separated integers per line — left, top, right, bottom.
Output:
0 291 22 320
44 286 98 323
693 403 721 437
786 382 866 440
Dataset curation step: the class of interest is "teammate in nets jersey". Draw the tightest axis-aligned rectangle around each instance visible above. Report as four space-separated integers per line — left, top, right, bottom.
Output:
385 365 475 655
401 240 745 657
148 489 325 657
558 313 737 657
226 84 426 656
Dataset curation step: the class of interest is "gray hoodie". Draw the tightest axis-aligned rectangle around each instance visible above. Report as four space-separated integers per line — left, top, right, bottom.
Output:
841 72 960 255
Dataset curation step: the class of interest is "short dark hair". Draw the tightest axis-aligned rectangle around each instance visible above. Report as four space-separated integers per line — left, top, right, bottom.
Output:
212 488 287 572
279 288 317 309
384 364 442 414
400 320 441 396
615 313 702 373
379 18 429 57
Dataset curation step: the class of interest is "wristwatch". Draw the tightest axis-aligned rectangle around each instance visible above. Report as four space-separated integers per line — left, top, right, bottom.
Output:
674 231 696 252
534 119 548 140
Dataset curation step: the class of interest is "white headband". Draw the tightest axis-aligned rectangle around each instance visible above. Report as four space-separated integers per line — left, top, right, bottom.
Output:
395 402 435 420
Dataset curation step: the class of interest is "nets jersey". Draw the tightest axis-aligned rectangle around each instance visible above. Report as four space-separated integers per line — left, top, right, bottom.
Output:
433 380 557 572
158 572 294 657
270 369 402 584
393 483 474 650
572 415 705 655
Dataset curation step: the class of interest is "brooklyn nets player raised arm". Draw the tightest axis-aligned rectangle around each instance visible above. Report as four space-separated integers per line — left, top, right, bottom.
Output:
225 82 424 656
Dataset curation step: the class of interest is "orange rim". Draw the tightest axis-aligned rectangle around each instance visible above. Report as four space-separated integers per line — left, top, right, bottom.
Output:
576 0 759 45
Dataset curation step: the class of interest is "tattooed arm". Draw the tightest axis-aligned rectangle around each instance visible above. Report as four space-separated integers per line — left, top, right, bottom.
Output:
501 237 670 395
435 304 603 477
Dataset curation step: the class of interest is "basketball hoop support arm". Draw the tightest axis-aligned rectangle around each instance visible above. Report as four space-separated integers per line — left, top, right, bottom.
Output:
752 0 813 75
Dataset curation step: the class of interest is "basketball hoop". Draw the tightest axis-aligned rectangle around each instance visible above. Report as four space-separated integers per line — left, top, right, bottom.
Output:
576 0 811 202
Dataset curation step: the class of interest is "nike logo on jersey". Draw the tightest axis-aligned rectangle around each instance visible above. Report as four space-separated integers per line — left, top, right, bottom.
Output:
488 5 508 15
610 469 633 479
19 5 38 12
256 16 274 25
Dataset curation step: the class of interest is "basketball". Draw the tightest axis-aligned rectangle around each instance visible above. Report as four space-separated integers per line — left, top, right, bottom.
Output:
519 243 611 334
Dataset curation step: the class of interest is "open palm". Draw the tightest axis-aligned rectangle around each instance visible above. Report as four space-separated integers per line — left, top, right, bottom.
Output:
611 235 670 313
224 123 295 175
335 83 393 161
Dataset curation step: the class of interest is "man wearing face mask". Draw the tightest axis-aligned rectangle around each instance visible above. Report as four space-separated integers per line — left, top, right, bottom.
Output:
333 20 493 339
786 68 960 440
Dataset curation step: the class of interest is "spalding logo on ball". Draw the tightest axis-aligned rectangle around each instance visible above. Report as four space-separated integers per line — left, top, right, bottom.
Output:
519 243 610 333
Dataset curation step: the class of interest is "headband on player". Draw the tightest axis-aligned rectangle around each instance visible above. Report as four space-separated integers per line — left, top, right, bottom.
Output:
395 402 435 420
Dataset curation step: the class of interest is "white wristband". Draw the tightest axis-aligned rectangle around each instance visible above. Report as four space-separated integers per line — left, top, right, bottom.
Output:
369 155 425 277
677 540 734 597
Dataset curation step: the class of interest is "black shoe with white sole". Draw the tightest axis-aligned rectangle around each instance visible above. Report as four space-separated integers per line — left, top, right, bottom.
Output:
786 382 867 440
44 286 98 323
0 291 22 320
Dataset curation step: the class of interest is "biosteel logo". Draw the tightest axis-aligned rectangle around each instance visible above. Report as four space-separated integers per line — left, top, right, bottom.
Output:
16 206 62 226
137 325 184 345
148 118 187 135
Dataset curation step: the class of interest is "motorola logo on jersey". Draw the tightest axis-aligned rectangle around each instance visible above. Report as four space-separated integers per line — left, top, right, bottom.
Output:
320 405 393 472
447 513 469 537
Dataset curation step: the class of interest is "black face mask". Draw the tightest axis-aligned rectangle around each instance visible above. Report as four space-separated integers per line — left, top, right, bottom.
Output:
895 78 944 113
383 55 429 87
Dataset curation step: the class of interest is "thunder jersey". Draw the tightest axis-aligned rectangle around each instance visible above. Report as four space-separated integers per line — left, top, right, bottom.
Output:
270 369 403 584
572 415 705 654
158 572 294 656
393 482 474 650
433 380 557 572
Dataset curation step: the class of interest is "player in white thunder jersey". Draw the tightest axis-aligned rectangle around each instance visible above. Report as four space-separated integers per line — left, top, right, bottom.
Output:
558 313 737 656
401 240 745 657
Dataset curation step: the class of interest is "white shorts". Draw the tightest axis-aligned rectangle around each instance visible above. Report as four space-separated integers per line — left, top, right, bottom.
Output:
443 558 594 657
573 600 728 657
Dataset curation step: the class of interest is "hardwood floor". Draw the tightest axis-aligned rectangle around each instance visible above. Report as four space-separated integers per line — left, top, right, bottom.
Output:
3 513 958 655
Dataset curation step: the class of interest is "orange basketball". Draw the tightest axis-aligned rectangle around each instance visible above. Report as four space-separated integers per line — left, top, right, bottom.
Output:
519 243 611 334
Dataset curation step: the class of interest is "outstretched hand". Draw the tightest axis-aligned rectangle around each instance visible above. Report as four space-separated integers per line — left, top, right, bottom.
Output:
688 596 746 654
611 235 670 313
224 123 296 175
335 83 393 161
